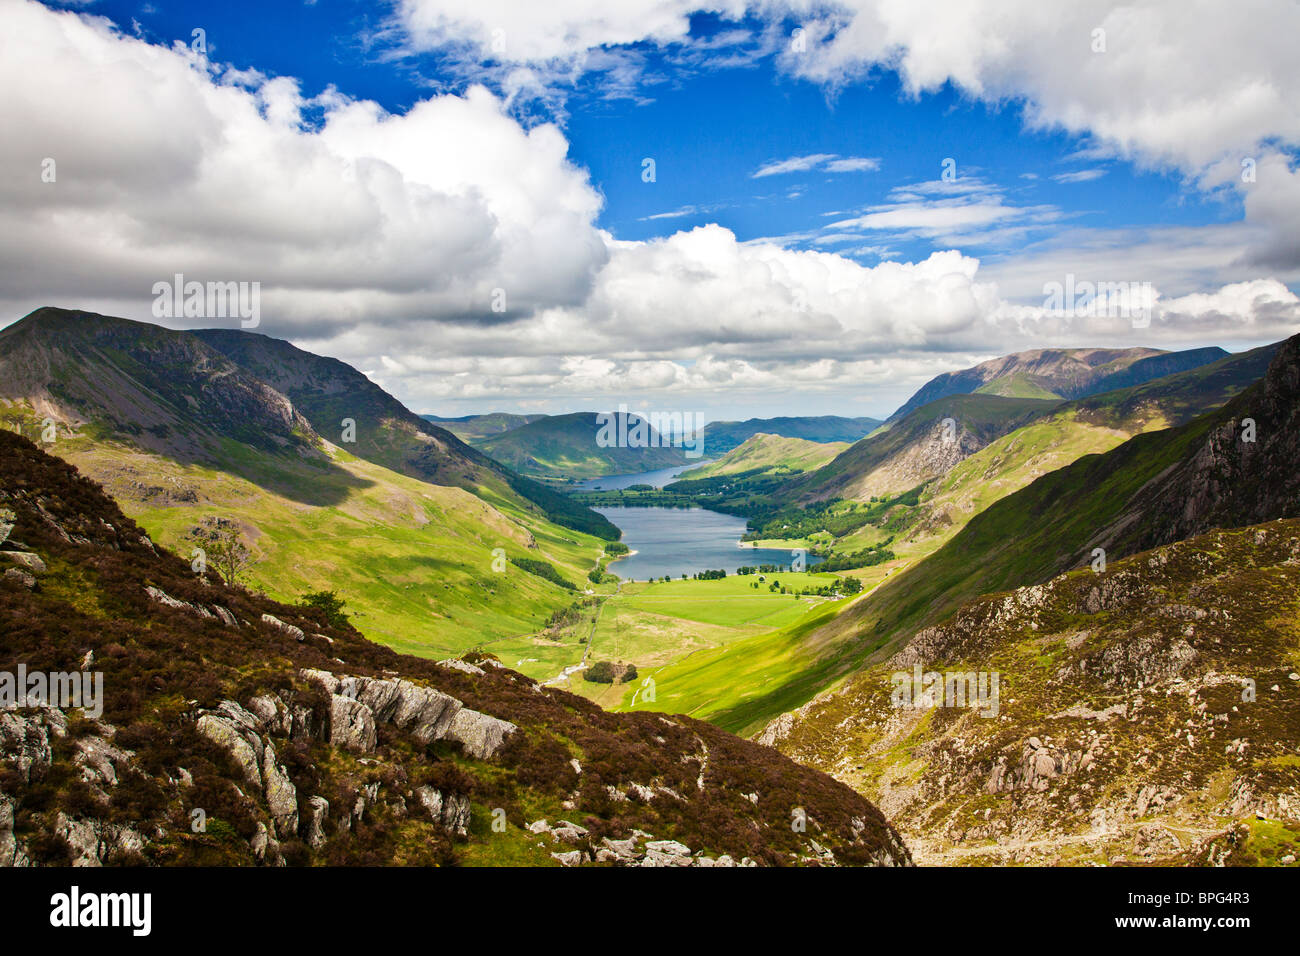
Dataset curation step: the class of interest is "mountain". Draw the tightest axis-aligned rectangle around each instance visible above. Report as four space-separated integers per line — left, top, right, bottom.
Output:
752 334 1300 864
788 395 1061 503
886 346 1228 424
475 411 691 479
632 338 1287 735
194 328 616 539
701 416 882 456
421 412 548 443
0 308 616 663
760 517 1300 865
0 429 909 867
678 434 849 480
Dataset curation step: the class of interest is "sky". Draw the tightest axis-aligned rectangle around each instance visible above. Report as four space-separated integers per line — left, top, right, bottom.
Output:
3 0 1300 421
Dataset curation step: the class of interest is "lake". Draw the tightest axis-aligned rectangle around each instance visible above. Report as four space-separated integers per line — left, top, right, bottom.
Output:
574 461 713 491
593 505 821 581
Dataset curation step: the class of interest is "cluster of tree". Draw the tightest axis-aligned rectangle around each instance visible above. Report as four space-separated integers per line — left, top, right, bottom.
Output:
584 661 638 684
743 486 924 542
545 597 599 631
693 568 727 580
814 544 896 572
604 541 630 555
510 556 577 590
737 564 787 575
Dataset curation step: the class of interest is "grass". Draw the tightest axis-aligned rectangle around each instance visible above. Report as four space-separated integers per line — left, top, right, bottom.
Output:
36 424 606 663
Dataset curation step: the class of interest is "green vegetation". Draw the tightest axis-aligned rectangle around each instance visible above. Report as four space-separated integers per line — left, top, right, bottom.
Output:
509 556 578 591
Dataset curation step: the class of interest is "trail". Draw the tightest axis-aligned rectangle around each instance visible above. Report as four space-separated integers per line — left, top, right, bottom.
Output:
543 579 621 686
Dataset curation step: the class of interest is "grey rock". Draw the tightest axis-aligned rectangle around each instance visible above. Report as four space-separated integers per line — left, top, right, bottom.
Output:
304 796 329 849
0 550 46 573
3 568 35 589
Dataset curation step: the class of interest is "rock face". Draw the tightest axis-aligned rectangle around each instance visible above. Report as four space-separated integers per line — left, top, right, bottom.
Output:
196 701 299 837
300 669 516 759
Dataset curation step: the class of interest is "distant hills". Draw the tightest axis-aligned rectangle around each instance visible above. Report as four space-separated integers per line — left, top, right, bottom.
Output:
421 412 547 443
700 416 882 456
474 411 691 480
679 434 849 481
415 411 884 480
885 346 1228 424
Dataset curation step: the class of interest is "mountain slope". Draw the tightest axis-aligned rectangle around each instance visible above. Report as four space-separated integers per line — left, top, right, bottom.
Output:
0 308 617 664
788 395 1062 503
761 518 1300 865
679 434 849 480
701 416 883 457
194 327 616 539
0 429 909 868
475 411 690 479
886 346 1228 424
803 331 1300 684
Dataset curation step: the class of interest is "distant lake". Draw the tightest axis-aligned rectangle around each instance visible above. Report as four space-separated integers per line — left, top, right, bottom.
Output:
574 461 713 491
593 505 822 581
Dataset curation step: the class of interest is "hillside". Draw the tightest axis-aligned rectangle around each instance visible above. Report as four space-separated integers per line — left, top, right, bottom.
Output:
760 518 1300 864
788 394 1061 503
475 412 690 479
421 412 547 443
701 416 882 457
811 332 1300 670
0 430 909 867
194 327 615 539
886 346 1227 424
628 338 1287 735
0 308 618 665
678 434 848 480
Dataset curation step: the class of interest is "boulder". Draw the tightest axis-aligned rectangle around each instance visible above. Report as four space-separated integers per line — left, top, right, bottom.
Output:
329 694 377 753
0 551 45 573
445 708 516 759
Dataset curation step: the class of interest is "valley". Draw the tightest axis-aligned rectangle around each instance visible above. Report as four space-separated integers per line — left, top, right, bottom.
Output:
3 306 1298 869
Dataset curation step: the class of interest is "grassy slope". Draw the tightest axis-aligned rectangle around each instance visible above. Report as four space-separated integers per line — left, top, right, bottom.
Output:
10 409 605 669
678 434 849 480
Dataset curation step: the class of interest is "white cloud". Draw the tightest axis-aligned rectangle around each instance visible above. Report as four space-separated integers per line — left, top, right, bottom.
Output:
1 0 1297 421
1052 168 1107 184
752 153 879 177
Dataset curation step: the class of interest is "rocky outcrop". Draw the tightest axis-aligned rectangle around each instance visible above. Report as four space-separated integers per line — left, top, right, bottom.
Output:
262 613 305 642
195 700 298 837
300 669 516 759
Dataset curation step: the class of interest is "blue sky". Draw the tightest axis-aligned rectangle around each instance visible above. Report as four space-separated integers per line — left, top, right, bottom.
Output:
8 1 1300 420
90 0 1235 270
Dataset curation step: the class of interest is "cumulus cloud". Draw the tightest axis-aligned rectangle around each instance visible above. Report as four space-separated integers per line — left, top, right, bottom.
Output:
1 0 1297 420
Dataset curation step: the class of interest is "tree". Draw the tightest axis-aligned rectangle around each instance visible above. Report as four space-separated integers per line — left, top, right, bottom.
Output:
188 516 254 587
298 590 349 628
